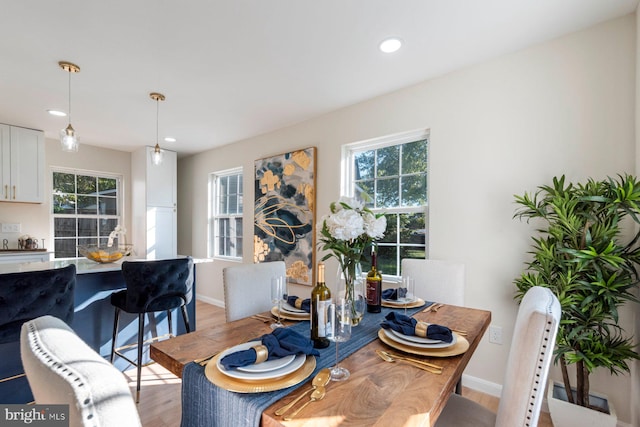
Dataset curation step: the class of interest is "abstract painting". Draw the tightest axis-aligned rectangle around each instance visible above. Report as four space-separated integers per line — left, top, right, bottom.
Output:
254 147 316 286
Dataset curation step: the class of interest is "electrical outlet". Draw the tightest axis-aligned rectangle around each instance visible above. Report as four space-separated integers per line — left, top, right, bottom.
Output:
489 325 503 345
1 223 21 233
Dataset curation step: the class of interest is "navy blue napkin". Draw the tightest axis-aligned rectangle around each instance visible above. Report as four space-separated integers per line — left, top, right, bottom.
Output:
382 288 407 300
220 327 319 370
286 296 310 313
381 312 453 343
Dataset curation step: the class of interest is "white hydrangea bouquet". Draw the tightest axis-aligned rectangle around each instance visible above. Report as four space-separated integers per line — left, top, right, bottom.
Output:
318 197 386 323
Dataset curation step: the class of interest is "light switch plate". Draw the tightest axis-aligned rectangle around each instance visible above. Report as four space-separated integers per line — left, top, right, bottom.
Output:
1 223 21 233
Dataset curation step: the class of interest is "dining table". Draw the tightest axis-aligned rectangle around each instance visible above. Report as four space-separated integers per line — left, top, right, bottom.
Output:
150 301 491 427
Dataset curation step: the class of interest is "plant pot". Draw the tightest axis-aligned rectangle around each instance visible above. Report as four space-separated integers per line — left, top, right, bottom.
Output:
547 381 616 427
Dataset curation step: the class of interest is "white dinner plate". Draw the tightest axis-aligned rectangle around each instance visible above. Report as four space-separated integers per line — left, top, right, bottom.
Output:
378 329 469 358
390 328 443 344
281 302 307 314
237 354 296 373
381 297 426 309
216 341 306 380
272 306 310 320
382 328 457 349
381 296 416 306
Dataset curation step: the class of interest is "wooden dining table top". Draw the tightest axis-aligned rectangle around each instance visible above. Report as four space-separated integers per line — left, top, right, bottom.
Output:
150 303 491 427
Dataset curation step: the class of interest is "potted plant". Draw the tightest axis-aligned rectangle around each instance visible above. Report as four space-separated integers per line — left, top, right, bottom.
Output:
513 174 640 426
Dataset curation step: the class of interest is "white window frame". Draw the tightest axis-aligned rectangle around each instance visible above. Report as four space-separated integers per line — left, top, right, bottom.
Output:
51 167 124 259
341 129 429 277
209 167 243 260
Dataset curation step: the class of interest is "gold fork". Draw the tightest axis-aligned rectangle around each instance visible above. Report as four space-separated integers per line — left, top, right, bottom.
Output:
251 314 274 323
421 303 434 313
379 350 443 370
194 351 220 366
422 303 443 313
376 350 442 374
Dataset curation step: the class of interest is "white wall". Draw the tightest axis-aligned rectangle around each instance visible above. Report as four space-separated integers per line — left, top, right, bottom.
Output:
178 14 637 423
0 138 132 252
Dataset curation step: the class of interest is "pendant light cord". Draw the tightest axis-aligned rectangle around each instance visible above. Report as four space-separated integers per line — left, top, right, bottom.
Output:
156 98 159 146
67 70 72 125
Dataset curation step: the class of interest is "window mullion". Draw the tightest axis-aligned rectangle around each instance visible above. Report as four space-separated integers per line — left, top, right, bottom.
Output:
398 144 403 207
373 149 378 209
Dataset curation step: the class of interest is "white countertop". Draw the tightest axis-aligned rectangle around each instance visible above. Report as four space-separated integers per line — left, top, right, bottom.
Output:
0 256 211 275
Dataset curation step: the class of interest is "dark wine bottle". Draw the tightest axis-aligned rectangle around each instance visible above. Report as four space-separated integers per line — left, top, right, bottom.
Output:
310 262 331 348
366 248 382 313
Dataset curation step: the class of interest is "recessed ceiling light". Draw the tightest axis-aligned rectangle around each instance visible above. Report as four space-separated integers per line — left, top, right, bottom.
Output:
164 137 176 143
47 109 67 117
379 37 403 53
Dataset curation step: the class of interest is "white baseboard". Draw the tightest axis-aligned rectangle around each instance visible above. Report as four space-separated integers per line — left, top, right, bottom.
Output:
196 294 225 308
461 374 551 414
461 374 632 426
461 373 502 397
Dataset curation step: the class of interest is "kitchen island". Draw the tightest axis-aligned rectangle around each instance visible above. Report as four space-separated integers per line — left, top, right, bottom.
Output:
0 256 201 403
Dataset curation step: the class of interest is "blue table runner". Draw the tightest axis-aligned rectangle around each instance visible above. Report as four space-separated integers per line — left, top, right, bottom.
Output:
181 304 428 427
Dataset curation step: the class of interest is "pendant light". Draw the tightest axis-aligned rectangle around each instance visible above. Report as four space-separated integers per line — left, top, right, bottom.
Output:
59 61 80 152
150 92 165 165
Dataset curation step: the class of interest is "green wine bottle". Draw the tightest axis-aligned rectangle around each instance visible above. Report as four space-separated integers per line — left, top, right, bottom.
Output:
366 248 382 313
310 262 331 348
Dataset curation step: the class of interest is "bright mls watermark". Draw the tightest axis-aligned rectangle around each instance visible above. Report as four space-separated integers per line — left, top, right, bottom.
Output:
0 405 68 426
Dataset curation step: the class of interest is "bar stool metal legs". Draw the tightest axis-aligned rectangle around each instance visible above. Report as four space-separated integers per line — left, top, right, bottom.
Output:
136 313 144 403
110 308 191 403
110 307 121 363
181 305 191 334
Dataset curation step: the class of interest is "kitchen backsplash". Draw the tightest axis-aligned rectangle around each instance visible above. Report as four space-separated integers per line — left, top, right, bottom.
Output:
0 210 50 252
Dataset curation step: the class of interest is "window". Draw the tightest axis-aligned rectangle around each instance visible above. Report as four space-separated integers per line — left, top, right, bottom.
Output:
209 168 243 258
52 169 123 258
343 130 429 276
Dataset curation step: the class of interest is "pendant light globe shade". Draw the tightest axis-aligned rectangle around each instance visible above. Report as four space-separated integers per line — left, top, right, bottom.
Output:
60 124 79 152
58 61 80 152
151 143 164 165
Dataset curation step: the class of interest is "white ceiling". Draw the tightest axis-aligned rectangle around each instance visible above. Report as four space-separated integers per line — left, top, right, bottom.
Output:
1 1 637 157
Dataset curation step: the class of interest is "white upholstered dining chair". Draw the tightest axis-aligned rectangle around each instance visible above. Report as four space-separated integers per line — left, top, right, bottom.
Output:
434 286 561 427
401 258 465 306
20 315 141 427
223 261 287 322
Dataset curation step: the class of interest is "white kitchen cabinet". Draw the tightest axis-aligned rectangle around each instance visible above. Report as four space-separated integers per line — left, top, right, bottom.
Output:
146 206 176 260
0 124 45 203
131 146 177 259
146 149 177 207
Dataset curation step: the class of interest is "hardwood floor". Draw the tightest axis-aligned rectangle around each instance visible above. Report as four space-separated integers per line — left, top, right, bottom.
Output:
129 300 553 426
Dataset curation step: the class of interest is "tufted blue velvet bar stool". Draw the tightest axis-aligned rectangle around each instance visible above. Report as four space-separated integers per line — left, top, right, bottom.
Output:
0 264 76 402
110 257 193 403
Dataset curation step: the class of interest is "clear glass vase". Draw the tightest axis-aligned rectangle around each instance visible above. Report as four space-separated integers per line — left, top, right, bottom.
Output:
336 257 365 326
